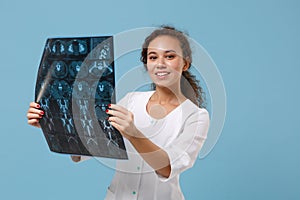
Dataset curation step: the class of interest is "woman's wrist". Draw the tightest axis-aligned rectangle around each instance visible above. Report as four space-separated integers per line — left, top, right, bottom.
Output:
128 129 145 142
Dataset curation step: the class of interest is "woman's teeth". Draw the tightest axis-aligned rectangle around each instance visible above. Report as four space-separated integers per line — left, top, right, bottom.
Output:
156 72 170 76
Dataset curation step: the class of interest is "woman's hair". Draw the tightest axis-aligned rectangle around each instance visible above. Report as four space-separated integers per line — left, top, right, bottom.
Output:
140 25 206 108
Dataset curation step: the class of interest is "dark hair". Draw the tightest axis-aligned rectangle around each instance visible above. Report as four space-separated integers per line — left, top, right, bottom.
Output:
140 25 205 108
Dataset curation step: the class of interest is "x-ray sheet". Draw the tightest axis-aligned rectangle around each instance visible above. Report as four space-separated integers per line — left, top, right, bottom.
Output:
35 36 128 159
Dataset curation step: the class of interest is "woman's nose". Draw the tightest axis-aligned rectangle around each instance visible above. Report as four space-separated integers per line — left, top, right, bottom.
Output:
156 57 166 68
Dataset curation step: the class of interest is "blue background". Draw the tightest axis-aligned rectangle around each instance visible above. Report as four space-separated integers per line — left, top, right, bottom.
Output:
0 0 299 199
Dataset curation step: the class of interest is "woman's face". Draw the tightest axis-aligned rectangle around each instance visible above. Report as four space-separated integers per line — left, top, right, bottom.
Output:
146 35 187 88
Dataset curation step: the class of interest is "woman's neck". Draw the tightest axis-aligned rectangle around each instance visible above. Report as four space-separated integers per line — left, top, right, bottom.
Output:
152 85 186 105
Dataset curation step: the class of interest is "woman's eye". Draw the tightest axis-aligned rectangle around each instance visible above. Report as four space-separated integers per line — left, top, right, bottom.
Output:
166 55 175 59
148 56 157 60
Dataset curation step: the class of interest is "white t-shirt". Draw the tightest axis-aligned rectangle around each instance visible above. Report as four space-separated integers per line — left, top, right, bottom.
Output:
104 91 210 200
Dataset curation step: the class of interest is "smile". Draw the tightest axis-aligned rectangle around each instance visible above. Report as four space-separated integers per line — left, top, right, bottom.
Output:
155 72 170 77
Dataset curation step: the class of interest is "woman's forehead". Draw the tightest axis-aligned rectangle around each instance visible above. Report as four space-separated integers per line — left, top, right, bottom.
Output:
148 36 182 54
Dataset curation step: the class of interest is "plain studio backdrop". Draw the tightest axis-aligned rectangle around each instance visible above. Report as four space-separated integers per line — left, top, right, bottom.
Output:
0 0 299 199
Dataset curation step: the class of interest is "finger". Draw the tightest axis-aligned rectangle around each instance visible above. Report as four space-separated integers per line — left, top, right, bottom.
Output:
29 122 41 128
27 113 43 120
108 104 134 121
108 116 135 136
106 108 128 120
108 116 127 127
30 102 41 109
109 121 124 136
28 118 40 125
109 120 134 140
28 107 44 115
109 104 130 115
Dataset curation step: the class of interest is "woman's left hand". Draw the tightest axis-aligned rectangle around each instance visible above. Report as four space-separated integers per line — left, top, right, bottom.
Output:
106 104 140 140
107 104 171 177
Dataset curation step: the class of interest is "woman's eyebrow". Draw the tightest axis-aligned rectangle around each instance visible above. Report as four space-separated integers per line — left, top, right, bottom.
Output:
147 51 157 55
147 50 177 55
165 50 176 53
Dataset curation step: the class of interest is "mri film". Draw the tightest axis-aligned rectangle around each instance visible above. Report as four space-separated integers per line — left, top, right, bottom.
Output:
35 36 127 159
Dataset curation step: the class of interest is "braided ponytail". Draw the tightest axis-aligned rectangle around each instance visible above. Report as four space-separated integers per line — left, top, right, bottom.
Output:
181 71 205 107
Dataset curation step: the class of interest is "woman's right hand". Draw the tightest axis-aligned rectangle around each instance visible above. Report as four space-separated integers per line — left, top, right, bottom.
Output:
27 102 44 128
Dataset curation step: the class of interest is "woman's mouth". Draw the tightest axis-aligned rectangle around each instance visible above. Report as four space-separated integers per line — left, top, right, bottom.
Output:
155 72 170 78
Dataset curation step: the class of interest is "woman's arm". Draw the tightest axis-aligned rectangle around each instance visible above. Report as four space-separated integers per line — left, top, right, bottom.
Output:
128 134 171 178
107 104 171 178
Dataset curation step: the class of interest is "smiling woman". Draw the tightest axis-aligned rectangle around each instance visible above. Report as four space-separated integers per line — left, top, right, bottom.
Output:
141 26 206 108
146 36 187 86
27 25 210 200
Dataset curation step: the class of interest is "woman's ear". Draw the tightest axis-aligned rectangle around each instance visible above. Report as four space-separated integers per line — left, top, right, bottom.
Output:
183 57 191 71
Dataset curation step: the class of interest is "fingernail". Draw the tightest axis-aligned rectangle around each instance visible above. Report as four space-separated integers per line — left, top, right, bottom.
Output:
108 104 111 108
37 104 40 108
41 111 44 115
105 109 109 113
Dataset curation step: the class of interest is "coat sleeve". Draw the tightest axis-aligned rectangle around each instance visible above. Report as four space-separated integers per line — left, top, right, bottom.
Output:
157 108 210 182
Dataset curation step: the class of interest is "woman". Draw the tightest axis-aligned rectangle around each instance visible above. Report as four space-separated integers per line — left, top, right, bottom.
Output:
27 26 210 200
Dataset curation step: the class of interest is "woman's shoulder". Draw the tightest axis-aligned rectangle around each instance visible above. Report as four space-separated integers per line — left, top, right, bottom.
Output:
183 99 210 120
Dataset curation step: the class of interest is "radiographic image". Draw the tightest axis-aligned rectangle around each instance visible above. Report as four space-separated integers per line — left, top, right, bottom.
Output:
52 61 68 79
51 80 71 99
72 81 90 99
94 81 114 102
39 98 55 133
36 81 51 99
99 44 111 59
50 40 66 55
88 60 113 77
95 102 110 121
35 36 127 159
89 38 112 59
67 39 87 55
39 61 51 77
69 61 87 79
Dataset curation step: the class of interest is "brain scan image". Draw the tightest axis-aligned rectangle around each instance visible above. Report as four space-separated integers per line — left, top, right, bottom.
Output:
52 61 68 79
67 39 87 55
95 102 110 121
94 81 114 102
35 36 127 159
72 81 90 99
69 61 88 79
51 80 71 99
51 40 66 55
